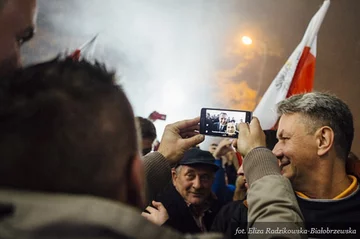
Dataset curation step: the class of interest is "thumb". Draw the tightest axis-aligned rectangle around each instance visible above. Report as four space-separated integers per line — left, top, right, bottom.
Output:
250 117 261 128
182 134 205 149
250 117 263 135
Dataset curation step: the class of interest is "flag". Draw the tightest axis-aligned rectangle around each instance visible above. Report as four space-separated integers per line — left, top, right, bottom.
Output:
148 111 167 121
69 34 99 61
236 152 243 168
253 0 330 130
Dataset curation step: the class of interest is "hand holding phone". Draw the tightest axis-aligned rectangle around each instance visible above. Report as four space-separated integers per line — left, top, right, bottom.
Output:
199 108 252 138
236 117 266 156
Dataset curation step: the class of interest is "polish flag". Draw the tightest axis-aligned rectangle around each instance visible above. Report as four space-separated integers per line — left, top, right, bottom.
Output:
69 34 99 61
253 0 330 130
148 111 167 122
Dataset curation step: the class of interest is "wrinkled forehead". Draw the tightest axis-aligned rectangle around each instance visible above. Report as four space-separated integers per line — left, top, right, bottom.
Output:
1 0 37 32
277 113 307 137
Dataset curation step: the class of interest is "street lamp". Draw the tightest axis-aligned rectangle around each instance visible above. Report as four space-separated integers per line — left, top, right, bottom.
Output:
241 36 253 45
241 36 267 104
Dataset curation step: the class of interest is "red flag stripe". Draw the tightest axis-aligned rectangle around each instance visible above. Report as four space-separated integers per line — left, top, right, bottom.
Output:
287 46 316 97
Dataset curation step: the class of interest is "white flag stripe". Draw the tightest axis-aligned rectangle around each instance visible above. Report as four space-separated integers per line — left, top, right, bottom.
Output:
310 37 317 56
305 0 330 47
253 0 330 130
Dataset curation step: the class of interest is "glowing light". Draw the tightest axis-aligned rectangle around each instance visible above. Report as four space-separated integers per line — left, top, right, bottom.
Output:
241 36 253 45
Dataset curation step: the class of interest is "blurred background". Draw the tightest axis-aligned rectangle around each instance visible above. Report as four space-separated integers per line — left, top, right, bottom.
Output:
22 0 360 155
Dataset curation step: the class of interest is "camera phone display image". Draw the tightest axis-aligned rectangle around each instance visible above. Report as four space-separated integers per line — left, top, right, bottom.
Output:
201 108 251 138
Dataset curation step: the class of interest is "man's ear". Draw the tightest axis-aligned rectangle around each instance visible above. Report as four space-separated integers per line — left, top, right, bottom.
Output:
315 126 334 157
171 168 178 185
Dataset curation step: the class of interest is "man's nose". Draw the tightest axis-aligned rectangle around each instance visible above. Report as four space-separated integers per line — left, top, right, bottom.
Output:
272 143 283 159
192 177 202 189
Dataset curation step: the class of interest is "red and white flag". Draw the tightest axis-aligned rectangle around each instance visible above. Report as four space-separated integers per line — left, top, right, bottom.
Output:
148 111 167 122
69 34 99 61
253 0 330 130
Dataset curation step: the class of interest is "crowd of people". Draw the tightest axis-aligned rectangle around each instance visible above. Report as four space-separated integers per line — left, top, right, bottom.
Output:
0 1 359 239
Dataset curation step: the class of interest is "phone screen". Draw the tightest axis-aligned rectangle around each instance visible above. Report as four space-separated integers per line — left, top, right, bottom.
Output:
200 108 252 138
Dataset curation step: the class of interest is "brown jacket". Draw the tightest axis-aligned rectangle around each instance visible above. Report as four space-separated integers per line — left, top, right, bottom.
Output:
244 148 306 239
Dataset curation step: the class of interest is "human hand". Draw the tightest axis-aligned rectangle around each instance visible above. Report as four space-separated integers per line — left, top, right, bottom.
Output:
157 117 205 165
212 138 235 159
233 175 247 201
141 201 169 226
234 117 266 157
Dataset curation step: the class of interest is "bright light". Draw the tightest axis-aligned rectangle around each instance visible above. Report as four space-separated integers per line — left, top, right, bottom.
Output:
241 36 253 45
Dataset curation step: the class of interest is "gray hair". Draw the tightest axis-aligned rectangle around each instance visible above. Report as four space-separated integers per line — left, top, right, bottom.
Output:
277 92 354 159
175 165 183 175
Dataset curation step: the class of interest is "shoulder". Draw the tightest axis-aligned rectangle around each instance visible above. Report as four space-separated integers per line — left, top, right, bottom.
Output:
216 200 248 220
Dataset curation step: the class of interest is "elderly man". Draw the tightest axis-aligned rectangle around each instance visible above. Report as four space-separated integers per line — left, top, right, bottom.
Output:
0 0 37 76
143 148 223 234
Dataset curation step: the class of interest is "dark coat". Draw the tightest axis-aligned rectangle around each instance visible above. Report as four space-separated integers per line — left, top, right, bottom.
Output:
212 122 226 132
211 200 248 239
154 183 223 234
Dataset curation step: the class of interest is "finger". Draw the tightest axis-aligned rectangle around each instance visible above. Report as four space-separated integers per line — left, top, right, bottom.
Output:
141 212 151 219
238 122 250 137
218 138 230 145
145 206 157 214
152 201 165 209
181 134 205 149
219 139 233 148
180 132 199 138
172 117 200 132
249 117 263 134
180 124 200 133
250 117 266 143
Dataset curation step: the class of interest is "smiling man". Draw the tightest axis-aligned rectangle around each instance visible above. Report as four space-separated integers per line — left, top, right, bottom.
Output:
273 92 355 199
0 0 37 76
249 92 359 236
145 148 222 234
210 92 359 238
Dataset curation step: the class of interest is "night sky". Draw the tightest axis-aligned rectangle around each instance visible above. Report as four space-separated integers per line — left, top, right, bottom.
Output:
22 0 360 155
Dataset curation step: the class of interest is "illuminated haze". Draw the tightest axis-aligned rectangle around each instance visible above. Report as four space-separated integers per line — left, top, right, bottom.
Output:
22 0 360 153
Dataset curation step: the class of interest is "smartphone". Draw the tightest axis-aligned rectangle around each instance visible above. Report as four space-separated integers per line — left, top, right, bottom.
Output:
200 108 252 138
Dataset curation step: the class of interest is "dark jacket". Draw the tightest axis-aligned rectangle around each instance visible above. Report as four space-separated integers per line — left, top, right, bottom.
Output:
211 200 248 239
212 122 226 132
155 183 223 234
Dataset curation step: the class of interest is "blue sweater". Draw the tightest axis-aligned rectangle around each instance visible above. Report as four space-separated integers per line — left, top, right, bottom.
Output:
211 159 235 204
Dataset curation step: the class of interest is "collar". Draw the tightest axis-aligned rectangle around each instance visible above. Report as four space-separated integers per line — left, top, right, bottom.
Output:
296 175 358 200
186 199 212 217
